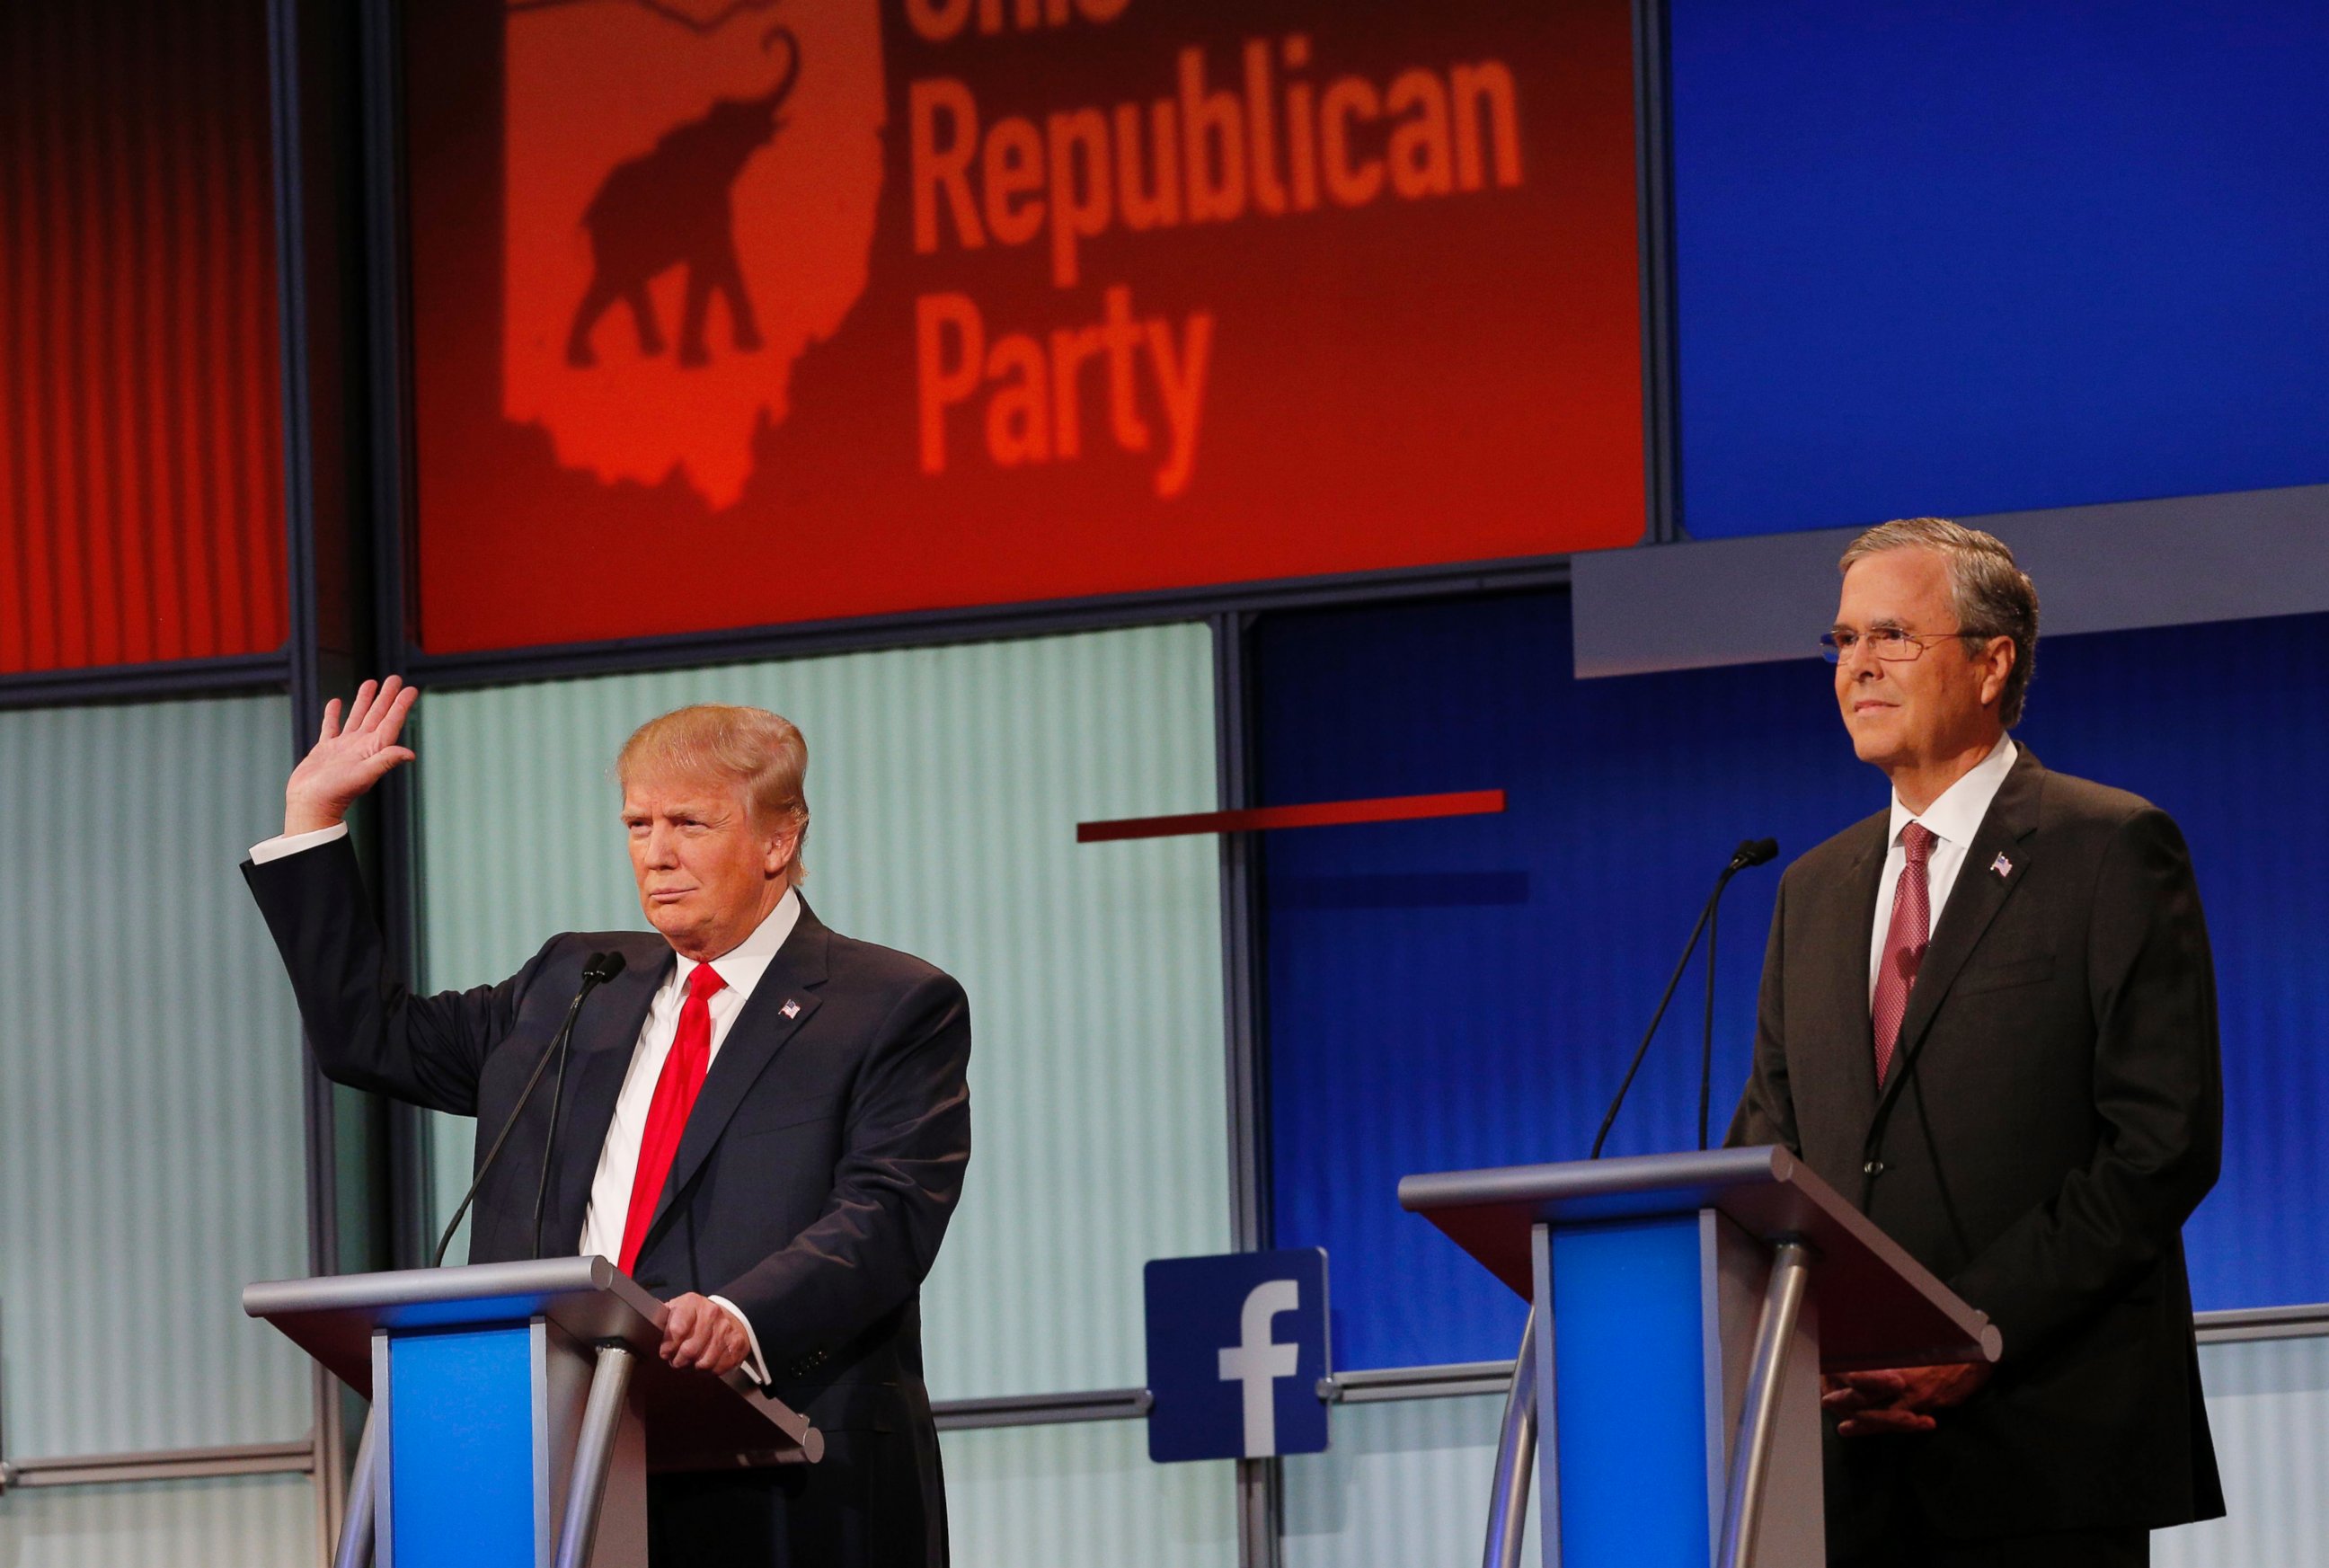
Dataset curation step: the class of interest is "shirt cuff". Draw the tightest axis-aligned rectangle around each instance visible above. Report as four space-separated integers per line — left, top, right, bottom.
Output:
249 823 350 864
707 1295 769 1385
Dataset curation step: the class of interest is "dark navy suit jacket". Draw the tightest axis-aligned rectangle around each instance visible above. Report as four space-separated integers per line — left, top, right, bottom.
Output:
245 836 970 1566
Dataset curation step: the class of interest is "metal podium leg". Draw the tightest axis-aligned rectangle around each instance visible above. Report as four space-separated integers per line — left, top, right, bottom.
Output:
332 1411 377 1568
1481 1309 1537 1568
1717 1239 1813 1568
553 1345 637 1568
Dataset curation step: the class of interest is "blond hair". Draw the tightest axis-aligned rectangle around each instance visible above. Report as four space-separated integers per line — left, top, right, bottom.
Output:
1840 518 2041 727
616 704 810 879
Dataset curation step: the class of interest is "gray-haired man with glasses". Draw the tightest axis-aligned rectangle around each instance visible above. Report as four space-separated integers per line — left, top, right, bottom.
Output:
1730 518 2224 1566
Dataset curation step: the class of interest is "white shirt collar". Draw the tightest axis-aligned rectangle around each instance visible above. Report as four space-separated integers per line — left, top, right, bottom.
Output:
670 885 801 1003
1889 732 2017 851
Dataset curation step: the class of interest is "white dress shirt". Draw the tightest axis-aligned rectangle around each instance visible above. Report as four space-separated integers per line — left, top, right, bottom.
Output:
1868 733 2018 1005
578 888 801 1383
248 822 789 1381
249 821 353 864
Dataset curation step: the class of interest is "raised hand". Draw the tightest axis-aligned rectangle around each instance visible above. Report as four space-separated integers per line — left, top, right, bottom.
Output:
284 676 420 835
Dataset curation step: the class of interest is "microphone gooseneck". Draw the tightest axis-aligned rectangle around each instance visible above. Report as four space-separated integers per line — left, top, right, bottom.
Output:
1699 886 1721 1149
531 951 626 1258
431 951 624 1270
1590 837 1777 1161
1697 841 1772 1147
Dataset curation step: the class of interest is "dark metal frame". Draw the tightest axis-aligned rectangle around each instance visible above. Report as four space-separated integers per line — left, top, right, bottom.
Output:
398 555 1576 692
933 1388 1154 1431
354 0 436 1276
1212 611 1283 1568
265 0 355 1549
1634 0 1685 544
0 653 288 713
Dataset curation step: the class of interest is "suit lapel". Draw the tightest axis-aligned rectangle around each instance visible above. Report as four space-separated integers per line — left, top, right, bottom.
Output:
1826 816 1891 1117
1896 747 2045 1056
551 942 669 1255
643 904 832 1245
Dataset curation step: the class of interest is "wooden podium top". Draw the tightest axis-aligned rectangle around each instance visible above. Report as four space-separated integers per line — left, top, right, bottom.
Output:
245 1255 822 1469
1399 1145 2001 1370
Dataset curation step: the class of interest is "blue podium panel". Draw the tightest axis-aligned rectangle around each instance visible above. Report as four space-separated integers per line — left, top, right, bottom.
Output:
1546 1218 1715 1568
388 1326 538 1566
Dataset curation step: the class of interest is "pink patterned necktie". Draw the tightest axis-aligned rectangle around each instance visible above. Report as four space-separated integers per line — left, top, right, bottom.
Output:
1872 822 1938 1086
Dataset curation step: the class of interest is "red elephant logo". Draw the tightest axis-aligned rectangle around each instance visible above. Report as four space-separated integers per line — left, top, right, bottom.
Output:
504 0 885 507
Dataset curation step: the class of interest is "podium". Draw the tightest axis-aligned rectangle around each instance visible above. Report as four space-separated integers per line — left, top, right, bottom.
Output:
245 1256 822 1568
1399 1146 1999 1568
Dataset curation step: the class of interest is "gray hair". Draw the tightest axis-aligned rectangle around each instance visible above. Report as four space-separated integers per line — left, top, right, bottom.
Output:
1839 518 2041 727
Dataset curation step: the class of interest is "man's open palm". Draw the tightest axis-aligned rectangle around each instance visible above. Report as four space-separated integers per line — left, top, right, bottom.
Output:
285 677 419 835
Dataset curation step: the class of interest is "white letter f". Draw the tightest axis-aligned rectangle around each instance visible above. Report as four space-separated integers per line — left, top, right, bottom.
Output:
1217 1280 1301 1457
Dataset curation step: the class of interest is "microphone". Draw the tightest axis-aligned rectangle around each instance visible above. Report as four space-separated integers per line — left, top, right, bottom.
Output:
530 951 625 1259
1698 840 1776 1149
1590 837 1777 1160
432 951 626 1269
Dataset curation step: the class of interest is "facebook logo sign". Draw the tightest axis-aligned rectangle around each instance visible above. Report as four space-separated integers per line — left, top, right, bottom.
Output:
1144 1248 1330 1462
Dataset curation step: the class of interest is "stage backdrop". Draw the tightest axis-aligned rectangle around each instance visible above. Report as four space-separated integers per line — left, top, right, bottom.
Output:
403 0 1645 653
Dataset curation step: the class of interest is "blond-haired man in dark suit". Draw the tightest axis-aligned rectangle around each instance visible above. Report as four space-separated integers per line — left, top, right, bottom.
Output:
245 687 970 1567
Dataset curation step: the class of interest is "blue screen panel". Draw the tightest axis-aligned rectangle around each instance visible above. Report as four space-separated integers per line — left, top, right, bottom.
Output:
1669 0 2329 537
1259 590 2329 1369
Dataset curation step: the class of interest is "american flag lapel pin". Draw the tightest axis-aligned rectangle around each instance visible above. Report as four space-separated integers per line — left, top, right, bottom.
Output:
781 998 801 1019
1991 852 2014 879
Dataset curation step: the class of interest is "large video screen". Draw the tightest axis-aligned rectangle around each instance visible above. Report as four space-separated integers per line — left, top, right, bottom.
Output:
403 0 1647 652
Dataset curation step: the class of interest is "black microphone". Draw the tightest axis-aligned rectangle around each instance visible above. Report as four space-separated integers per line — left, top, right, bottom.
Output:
530 950 625 1259
1698 839 1776 1147
432 950 626 1269
1590 837 1778 1160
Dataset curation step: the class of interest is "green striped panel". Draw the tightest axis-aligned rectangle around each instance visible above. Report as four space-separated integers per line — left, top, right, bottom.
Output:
0 698 312 1457
0 1474 317 1568
1289 1341 2329 1568
942 1420 1235 1568
2156 1338 2329 1567
1282 1394 1538 1568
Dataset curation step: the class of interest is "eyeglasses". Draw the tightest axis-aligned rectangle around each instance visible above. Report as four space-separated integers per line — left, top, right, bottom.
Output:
1820 627 1978 664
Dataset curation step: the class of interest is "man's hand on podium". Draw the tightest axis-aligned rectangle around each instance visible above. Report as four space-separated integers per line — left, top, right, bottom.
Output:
284 676 420 835
1823 1362 1993 1437
660 1292 752 1377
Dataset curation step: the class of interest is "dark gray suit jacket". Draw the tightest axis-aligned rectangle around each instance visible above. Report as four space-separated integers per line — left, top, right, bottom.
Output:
244 837 970 1567
1730 747 2224 1542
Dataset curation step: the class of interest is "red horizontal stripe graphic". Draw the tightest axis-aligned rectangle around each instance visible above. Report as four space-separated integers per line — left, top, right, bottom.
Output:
1077 790 1506 844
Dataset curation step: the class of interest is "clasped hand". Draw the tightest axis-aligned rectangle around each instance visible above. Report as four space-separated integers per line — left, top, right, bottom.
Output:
1822 1361 1991 1436
660 1293 752 1377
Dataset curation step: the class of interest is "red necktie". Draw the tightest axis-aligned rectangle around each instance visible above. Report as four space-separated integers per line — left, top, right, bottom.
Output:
617 962 727 1273
1872 822 1937 1086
